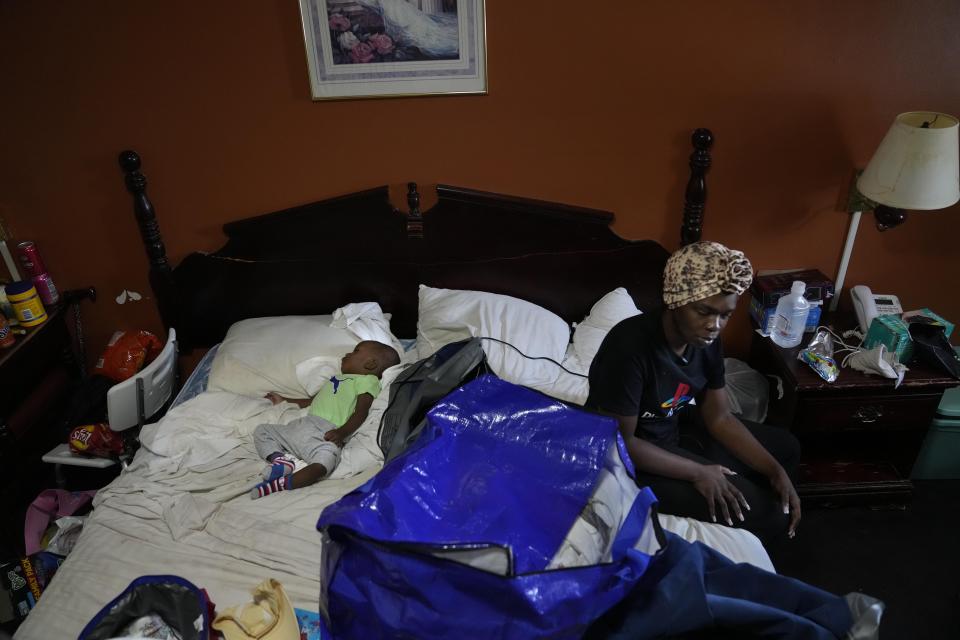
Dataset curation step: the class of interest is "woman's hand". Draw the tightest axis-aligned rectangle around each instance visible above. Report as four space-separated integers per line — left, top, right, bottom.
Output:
769 468 801 538
692 464 750 526
265 392 284 405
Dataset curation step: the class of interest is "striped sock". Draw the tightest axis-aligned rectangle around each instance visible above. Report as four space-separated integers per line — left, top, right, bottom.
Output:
250 475 293 499
263 454 296 481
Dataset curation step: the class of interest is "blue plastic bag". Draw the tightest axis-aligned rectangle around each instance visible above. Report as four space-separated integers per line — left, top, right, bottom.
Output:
318 375 660 639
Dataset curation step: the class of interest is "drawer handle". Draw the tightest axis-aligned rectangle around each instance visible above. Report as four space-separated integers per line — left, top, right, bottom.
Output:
853 405 883 423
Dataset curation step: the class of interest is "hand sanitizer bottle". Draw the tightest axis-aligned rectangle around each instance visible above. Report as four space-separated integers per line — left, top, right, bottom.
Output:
771 281 811 348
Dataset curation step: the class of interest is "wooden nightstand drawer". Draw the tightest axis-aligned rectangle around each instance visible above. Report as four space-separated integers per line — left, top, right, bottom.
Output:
795 393 942 432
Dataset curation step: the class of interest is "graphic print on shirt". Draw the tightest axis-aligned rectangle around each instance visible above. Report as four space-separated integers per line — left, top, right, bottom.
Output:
330 376 341 394
659 382 694 417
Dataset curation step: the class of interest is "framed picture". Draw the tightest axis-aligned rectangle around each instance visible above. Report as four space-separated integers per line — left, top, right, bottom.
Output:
298 0 487 101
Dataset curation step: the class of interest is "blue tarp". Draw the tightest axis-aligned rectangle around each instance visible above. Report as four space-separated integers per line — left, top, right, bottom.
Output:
319 373 626 574
318 375 659 639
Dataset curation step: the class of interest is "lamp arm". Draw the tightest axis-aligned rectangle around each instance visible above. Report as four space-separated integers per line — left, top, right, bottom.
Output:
831 210 862 313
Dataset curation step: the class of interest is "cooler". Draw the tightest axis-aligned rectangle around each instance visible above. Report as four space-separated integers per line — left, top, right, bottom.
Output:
911 347 960 479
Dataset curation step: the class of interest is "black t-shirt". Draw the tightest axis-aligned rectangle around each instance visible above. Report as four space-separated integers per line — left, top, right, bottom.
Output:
585 312 725 446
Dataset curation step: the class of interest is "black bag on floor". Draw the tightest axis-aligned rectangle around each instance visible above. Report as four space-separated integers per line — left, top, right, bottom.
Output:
79 575 213 640
378 338 487 462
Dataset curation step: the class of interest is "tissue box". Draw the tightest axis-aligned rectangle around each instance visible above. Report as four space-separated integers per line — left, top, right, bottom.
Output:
902 308 954 339
749 296 822 334
864 315 913 364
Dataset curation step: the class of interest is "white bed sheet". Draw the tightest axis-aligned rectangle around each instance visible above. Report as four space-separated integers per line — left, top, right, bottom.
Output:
16 379 772 639
16 388 384 639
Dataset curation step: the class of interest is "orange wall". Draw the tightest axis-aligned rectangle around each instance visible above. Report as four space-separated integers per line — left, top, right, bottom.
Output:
1 1 959 363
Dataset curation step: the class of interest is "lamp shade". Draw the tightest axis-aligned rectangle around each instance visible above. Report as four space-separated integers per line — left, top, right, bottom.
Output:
857 111 960 210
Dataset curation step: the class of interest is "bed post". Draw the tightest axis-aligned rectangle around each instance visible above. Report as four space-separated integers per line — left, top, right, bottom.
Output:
404 182 424 239
681 128 712 246
118 150 177 330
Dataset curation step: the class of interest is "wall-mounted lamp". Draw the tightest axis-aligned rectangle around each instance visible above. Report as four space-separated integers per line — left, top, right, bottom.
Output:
831 111 959 312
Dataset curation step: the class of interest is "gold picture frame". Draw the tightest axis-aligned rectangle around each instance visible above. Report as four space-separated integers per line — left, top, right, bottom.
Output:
298 0 487 101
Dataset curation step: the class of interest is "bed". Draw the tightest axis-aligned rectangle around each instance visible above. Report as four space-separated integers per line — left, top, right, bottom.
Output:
15 129 775 639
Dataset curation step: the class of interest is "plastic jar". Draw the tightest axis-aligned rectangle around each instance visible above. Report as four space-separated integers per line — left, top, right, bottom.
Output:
4 281 48 327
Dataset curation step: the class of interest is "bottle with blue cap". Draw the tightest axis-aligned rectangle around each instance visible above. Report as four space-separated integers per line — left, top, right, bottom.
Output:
771 281 811 348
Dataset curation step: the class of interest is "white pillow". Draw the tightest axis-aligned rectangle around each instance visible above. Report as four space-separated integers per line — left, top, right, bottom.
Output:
416 285 570 387
572 288 642 368
209 315 359 398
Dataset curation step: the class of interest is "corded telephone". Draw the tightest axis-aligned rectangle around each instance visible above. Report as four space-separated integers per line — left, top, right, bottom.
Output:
850 285 904 333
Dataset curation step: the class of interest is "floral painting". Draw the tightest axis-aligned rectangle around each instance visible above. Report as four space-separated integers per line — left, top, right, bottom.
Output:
298 0 486 100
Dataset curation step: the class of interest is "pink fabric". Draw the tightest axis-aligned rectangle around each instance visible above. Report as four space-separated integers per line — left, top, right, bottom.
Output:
24 489 96 555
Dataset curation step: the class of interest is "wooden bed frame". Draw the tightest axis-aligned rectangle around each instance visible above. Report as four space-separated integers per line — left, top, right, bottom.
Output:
119 129 713 350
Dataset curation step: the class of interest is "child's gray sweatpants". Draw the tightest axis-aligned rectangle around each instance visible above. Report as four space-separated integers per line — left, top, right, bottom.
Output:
253 415 342 474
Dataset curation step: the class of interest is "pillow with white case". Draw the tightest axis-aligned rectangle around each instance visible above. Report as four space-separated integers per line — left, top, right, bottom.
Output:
416 285 570 387
572 288 642 369
209 315 362 398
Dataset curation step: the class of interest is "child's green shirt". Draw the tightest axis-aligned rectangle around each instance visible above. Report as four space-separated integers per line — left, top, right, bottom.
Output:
307 373 380 427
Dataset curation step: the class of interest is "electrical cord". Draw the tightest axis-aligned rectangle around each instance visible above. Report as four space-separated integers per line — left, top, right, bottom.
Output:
477 336 588 379
810 325 870 370
812 325 862 353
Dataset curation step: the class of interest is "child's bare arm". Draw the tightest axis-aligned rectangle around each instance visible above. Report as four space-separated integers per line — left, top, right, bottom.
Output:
265 392 311 409
324 393 375 446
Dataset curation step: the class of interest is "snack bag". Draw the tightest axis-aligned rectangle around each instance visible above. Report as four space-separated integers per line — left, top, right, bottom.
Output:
93 330 162 382
798 329 839 383
68 423 124 458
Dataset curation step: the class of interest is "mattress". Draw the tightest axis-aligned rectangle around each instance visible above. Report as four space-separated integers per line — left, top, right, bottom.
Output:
16 355 773 639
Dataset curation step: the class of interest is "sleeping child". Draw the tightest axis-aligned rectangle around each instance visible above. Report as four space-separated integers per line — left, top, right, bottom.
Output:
250 340 400 498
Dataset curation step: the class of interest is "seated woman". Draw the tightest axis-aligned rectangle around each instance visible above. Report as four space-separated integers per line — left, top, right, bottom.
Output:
585 241 801 546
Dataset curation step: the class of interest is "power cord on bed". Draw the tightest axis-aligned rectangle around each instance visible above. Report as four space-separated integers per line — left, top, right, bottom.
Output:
477 336 588 378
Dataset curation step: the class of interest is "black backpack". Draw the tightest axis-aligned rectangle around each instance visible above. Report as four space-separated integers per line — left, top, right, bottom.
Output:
378 338 488 462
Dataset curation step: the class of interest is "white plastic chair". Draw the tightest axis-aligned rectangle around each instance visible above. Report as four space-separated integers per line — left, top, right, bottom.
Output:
43 329 178 480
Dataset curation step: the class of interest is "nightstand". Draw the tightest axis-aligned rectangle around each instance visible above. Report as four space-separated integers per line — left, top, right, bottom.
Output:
0 288 95 557
749 330 958 506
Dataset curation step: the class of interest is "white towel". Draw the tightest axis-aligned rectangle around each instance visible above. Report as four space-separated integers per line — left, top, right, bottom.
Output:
330 302 403 355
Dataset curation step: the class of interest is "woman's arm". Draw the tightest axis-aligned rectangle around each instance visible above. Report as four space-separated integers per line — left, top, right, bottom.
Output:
700 388 782 476
323 393 375 446
701 387 801 535
605 412 748 525
610 413 704 480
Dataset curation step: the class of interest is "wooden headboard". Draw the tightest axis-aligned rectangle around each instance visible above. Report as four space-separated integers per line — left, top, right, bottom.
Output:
119 130 714 350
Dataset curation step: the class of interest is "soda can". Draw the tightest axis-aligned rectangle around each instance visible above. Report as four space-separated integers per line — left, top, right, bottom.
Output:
17 241 47 279
32 272 60 306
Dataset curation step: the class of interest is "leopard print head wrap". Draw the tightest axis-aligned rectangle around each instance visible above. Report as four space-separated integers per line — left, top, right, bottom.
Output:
662 241 753 309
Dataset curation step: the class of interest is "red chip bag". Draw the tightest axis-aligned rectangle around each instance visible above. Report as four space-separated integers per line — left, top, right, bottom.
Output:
69 423 125 458
93 330 163 382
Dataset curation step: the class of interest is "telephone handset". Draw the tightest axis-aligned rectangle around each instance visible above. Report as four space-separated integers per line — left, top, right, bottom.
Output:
850 285 904 333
